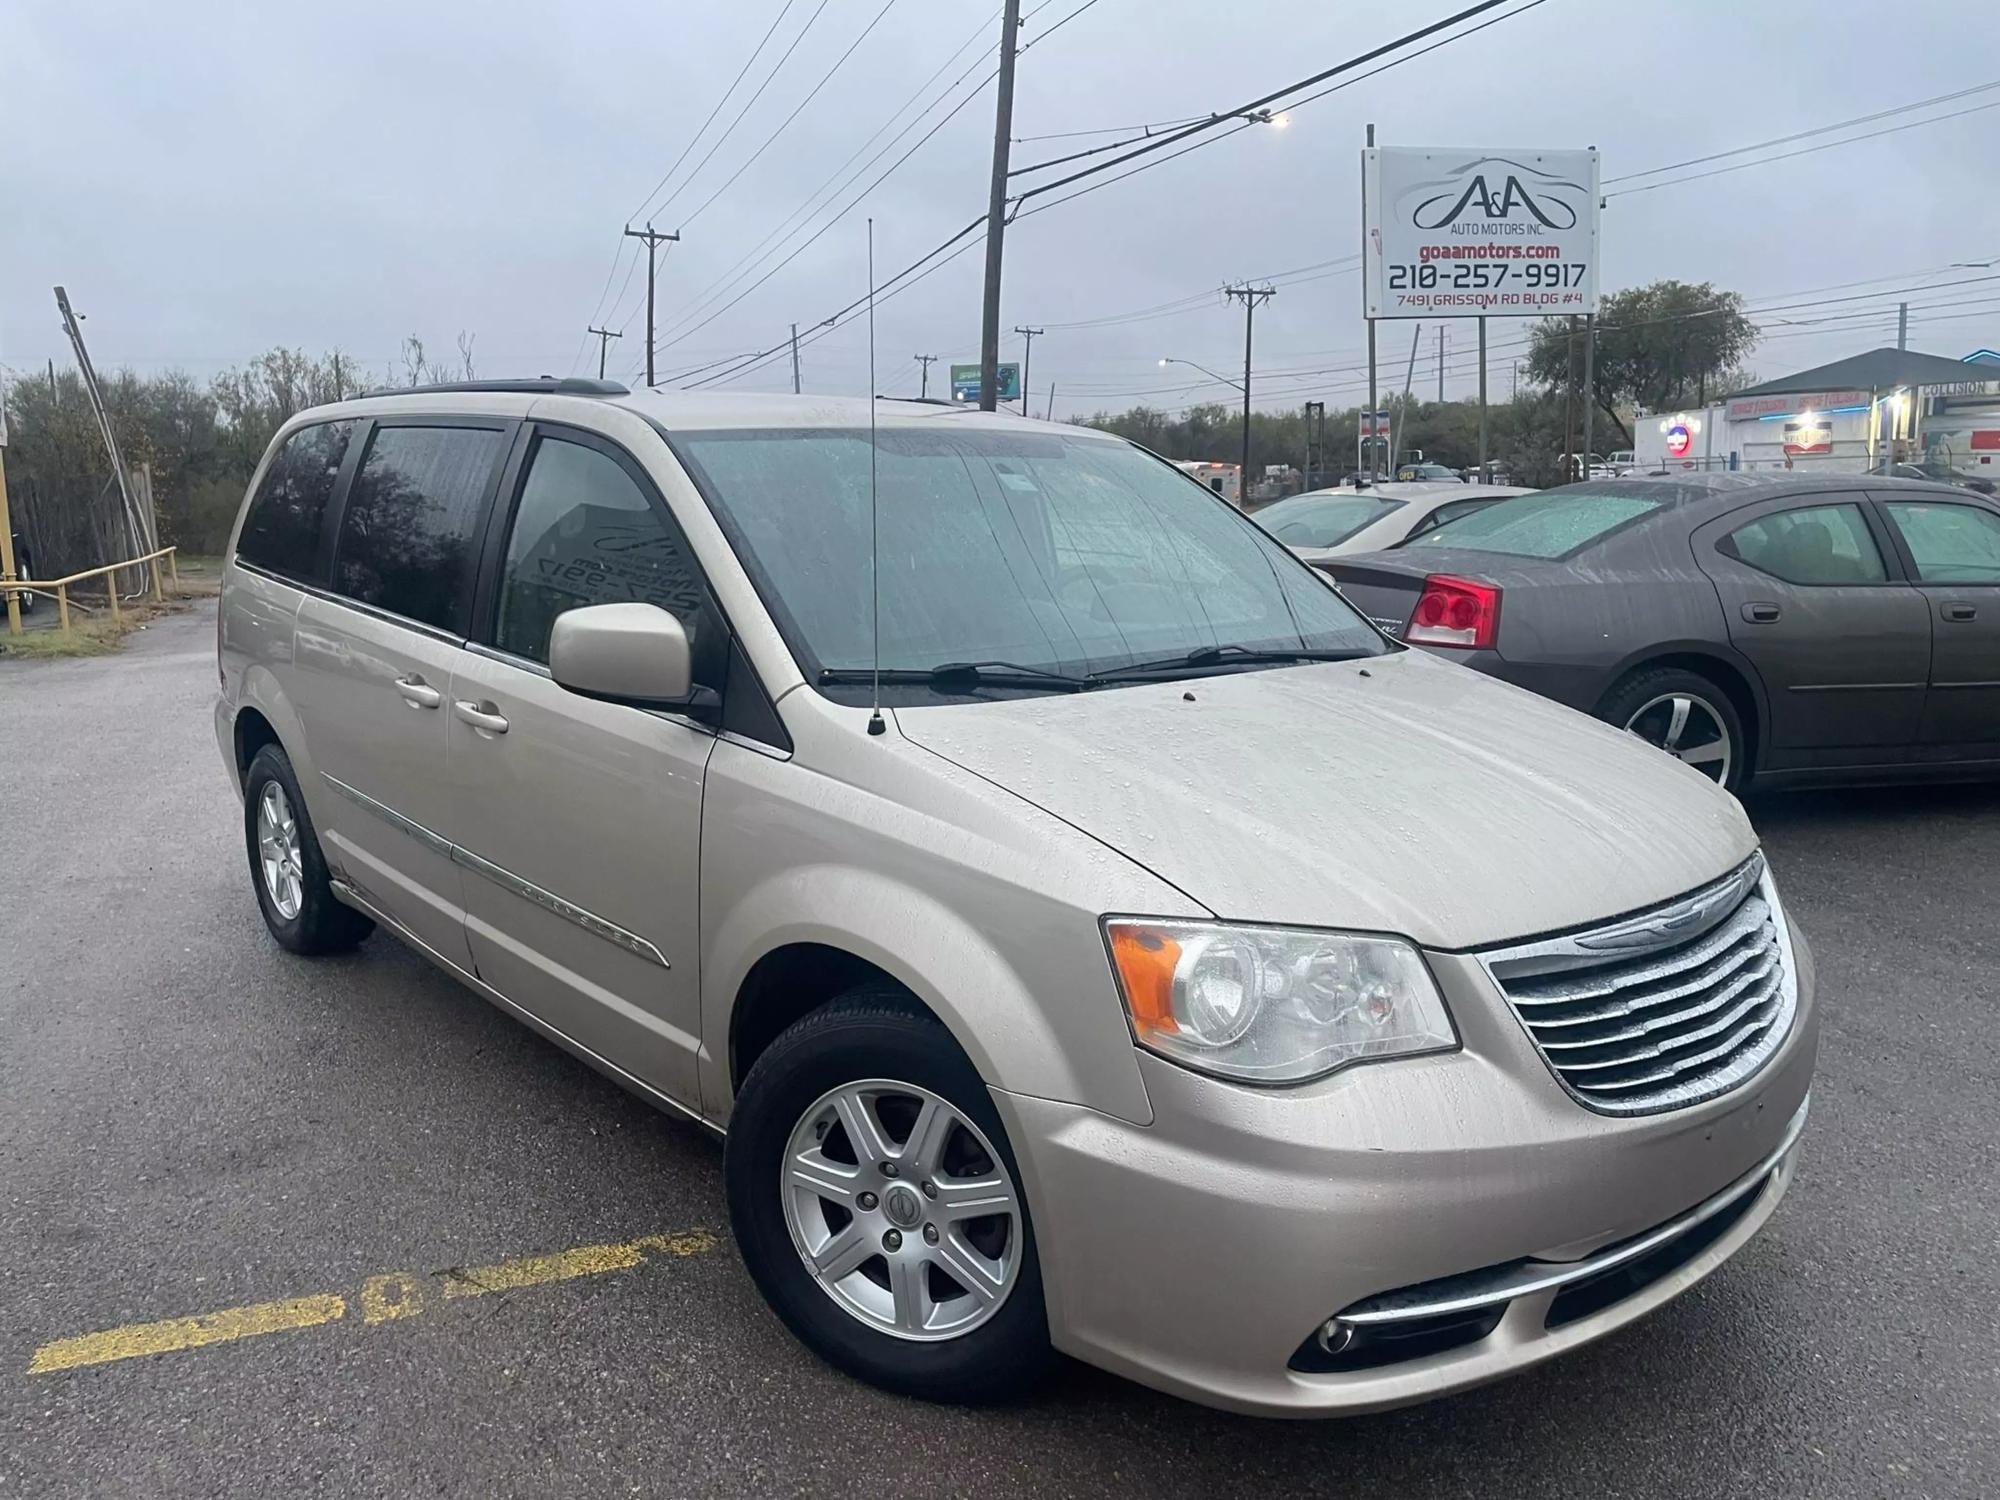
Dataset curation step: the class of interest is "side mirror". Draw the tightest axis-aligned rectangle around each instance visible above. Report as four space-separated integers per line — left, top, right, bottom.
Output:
550 602 700 708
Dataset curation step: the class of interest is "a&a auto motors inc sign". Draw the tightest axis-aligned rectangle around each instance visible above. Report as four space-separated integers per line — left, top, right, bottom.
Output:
1364 148 1600 319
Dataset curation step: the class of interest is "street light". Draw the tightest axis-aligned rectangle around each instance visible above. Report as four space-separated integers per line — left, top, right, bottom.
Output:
1157 356 1244 393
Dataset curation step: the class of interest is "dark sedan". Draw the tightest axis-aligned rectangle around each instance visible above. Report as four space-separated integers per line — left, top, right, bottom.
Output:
1321 474 2000 793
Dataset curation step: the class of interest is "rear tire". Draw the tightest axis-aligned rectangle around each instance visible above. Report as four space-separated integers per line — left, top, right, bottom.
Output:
1598 667 1749 794
243 743 373 955
725 987 1054 1403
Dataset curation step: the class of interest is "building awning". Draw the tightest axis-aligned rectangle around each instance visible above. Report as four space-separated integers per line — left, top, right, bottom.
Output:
1730 347 1983 397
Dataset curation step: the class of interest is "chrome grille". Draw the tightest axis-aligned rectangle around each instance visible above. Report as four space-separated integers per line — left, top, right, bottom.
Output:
1481 857 1798 1115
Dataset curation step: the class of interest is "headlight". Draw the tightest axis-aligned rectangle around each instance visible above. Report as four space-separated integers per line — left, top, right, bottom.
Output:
1104 919 1456 1084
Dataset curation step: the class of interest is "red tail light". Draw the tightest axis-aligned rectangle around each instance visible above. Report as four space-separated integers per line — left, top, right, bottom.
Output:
1405 574 1501 650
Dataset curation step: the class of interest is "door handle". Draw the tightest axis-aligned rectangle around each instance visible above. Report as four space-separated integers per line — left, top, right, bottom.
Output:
394 675 442 709
453 699 510 735
1942 602 1978 622
1741 601 1782 623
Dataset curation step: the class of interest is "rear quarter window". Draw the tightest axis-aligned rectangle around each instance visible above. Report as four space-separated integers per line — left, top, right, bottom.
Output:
1407 490 1661 559
236 421 353 580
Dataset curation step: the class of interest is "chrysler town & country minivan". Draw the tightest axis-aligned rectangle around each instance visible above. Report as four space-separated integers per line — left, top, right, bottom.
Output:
215 379 1815 1415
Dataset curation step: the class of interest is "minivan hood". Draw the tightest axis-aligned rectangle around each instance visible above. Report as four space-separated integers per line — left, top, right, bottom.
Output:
895 649 1756 950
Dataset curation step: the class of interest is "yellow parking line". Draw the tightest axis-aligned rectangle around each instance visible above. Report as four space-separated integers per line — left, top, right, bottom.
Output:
28 1294 348 1375
27 1227 720 1376
441 1230 717 1298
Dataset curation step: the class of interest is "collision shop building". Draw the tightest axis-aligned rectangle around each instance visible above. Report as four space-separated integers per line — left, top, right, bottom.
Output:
1633 346 2000 477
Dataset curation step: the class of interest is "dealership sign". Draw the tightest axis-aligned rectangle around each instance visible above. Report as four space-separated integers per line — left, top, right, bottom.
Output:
1363 148 1600 319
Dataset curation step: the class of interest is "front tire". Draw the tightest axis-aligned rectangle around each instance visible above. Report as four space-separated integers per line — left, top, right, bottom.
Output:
243 743 373 955
1598 667 1748 794
725 988 1053 1403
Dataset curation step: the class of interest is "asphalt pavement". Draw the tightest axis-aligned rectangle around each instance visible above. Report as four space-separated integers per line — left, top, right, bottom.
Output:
2 604 1995 1499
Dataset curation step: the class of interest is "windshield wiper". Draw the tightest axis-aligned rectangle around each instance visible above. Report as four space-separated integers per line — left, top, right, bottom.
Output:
1088 644 1371 683
818 660 1090 693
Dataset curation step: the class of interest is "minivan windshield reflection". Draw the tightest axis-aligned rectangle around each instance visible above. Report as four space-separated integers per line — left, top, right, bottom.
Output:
676 427 1385 699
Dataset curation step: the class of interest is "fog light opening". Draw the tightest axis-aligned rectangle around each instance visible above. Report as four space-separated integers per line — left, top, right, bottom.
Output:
1317 1319 1356 1354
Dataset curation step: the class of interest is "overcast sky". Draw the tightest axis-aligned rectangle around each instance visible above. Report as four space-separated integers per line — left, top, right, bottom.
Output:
7 0 1998 420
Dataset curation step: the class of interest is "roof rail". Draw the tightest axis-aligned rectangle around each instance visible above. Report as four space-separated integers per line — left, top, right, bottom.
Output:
355 377 630 399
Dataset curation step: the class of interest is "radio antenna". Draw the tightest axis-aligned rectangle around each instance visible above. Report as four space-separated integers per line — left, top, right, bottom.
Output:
865 217 885 737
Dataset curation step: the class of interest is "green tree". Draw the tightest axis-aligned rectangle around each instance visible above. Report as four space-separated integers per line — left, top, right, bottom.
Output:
1525 280 1758 449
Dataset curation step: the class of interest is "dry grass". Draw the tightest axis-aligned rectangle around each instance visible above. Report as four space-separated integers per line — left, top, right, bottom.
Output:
0 586 205 660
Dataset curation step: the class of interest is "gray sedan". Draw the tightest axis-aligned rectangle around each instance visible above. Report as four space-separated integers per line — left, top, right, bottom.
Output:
1321 474 2000 793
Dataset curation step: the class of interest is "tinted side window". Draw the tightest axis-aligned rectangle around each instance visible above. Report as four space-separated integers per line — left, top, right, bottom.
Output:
1721 502 1886 585
1884 500 2000 583
333 425 504 634
237 421 352 579
494 435 712 669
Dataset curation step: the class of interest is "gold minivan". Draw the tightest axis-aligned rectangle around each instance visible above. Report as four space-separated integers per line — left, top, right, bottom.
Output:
218 378 1814 1415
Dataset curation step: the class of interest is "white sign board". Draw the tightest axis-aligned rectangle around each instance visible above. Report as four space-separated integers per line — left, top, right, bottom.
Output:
1364 148 1600 319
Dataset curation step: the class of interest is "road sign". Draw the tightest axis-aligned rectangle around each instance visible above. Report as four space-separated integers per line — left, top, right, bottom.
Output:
1364 148 1600 319
949 362 1021 403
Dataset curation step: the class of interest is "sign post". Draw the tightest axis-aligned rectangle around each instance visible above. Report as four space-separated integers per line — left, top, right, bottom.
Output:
1363 146 1601 481
0 370 19 636
949 362 1020 405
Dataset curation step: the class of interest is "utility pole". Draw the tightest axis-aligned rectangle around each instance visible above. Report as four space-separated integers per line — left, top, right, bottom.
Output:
914 353 937 399
1046 382 1056 421
54 286 149 575
0 376 18 636
1224 286 1275 494
623 223 680 387
586 326 621 381
1364 122 1377 479
978 0 1024 411
1437 325 1446 404
1477 317 1488 482
791 324 803 393
1012 326 1042 414
1897 301 1909 350
1580 313 1596 480
1564 314 1578 482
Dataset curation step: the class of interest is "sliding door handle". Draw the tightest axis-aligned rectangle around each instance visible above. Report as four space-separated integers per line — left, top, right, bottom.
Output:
453 700 510 735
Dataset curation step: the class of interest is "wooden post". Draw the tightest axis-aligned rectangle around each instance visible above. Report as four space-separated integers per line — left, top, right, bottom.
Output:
0 447 19 637
105 575 121 626
167 548 179 590
57 584 71 636
148 553 163 602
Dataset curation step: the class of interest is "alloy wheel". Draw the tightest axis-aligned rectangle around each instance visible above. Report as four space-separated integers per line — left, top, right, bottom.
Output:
256 780 305 920
1624 692 1733 785
781 1079 1021 1341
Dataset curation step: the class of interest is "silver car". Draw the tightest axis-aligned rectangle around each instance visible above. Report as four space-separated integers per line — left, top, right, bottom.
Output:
1254 481 1536 564
215 379 1815 1416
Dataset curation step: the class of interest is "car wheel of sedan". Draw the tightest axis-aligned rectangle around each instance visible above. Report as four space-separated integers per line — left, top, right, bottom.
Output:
1599 668 1747 793
725 988 1053 1403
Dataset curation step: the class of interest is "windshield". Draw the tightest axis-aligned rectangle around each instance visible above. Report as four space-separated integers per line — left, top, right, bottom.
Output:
674 426 1386 700
1252 492 1401 549
1406 488 1662 559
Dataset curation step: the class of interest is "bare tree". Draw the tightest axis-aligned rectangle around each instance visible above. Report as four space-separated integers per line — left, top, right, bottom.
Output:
456 331 477 381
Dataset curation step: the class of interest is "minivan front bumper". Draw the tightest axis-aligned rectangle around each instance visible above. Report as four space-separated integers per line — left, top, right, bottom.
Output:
991 931 1816 1417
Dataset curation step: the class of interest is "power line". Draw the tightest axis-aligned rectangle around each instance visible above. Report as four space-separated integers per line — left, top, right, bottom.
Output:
645 5 1016 351
629 0 803 224
1604 78 2000 185
649 0 837 228
1606 96 2000 199
1008 0 1538 204
654 74 1000 358
1013 114 1206 143
675 0 901 234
